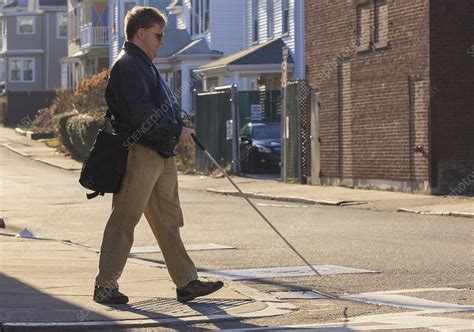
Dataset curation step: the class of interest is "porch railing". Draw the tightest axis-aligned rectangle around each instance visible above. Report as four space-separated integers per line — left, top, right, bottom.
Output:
80 24 108 49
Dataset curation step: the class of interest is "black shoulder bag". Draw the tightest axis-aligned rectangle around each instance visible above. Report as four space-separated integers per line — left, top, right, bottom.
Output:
79 110 129 199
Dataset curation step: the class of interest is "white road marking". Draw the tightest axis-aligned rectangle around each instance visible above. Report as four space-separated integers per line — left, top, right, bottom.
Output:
272 290 331 299
341 288 474 312
202 265 378 280
130 243 235 254
256 203 308 208
218 288 474 331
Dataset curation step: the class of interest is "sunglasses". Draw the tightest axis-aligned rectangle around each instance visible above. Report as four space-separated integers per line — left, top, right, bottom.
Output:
142 28 165 41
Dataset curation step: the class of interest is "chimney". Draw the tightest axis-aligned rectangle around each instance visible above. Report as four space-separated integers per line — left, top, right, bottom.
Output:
28 0 39 11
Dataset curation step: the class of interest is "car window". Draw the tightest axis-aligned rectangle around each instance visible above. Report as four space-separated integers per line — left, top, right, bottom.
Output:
252 124 280 140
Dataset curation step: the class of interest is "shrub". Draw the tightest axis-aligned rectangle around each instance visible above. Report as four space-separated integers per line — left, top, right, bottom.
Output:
55 112 77 157
65 114 103 159
56 113 103 160
73 70 108 118
29 107 56 133
28 89 74 133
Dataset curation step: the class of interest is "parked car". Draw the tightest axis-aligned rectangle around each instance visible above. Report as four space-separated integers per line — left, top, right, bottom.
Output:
240 122 281 173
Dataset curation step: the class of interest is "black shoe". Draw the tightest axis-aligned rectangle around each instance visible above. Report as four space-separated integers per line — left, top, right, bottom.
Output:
177 279 224 303
93 285 129 304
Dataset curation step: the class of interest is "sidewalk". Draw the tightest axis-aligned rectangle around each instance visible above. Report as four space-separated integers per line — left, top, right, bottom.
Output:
1 126 473 218
0 232 295 330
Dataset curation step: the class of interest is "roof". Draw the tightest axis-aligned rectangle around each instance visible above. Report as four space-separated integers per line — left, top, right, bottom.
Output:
39 0 67 6
158 29 221 59
3 0 66 8
199 38 293 70
3 1 19 8
167 0 182 9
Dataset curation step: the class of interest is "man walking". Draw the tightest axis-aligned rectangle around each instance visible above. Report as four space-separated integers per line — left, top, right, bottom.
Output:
93 6 223 304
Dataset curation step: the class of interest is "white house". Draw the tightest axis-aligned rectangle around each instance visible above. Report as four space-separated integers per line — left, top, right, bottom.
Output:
153 0 246 113
108 0 177 67
194 0 304 91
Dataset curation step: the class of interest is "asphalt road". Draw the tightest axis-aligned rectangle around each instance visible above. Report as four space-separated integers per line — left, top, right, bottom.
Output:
1 146 473 329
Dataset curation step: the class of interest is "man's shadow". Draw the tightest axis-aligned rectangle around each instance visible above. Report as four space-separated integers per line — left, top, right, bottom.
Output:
104 296 263 330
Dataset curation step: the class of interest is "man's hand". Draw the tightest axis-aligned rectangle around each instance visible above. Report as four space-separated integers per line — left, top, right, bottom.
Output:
179 127 195 146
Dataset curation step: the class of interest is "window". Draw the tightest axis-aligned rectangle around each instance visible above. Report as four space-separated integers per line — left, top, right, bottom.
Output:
356 3 370 50
68 9 79 42
0 58 5 82
173 70 182 107
266 0 273 38
9 58 35 82
0 19 5 51
193 0 200 35
17 16 35 34
252 0 259 42
0 19 6 36
374 0 388 45
356 0 389 51
57 12 68 38
204 0 210 32
190 0 210 35
282 0 289 34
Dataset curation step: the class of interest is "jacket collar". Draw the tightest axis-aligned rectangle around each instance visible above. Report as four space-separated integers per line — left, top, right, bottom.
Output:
123 41 154 67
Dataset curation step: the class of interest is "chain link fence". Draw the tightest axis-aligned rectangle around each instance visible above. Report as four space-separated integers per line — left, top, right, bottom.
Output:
282 80 313 183
194 87 282 174
194 88 233 173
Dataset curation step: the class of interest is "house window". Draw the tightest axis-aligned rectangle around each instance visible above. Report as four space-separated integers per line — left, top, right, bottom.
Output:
282 0 289 34
374 0 388 45
57 12 68 38
356 3 370 50
0 19 6 36
204 0 210 32
17 16 35 34
252 0 259 42
9 58 35 83
68 10 79 42
266 0 274 38
0 58 5 82
173 70 182 107
190 0 210 35
193 0 200 35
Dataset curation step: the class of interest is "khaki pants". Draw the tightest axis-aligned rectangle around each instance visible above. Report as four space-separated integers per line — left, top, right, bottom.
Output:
95 143 198 289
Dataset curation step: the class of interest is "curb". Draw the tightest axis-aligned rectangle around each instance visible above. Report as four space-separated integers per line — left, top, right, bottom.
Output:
14 127 55 140
1 142 81 171
206 188 365 206
397 208 474 219
1 143 29 157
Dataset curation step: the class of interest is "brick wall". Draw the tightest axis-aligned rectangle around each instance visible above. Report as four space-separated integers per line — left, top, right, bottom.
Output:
306 0 432 192
429 0 474 194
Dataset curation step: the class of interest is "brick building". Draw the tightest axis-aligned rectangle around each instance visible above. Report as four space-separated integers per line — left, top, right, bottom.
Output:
305 0 474 194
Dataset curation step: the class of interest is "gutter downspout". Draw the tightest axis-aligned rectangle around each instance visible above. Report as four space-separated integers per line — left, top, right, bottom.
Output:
45 12 49 90
294 0 305 79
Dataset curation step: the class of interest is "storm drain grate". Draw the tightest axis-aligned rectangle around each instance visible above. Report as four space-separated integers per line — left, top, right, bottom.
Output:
109 298 253 317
